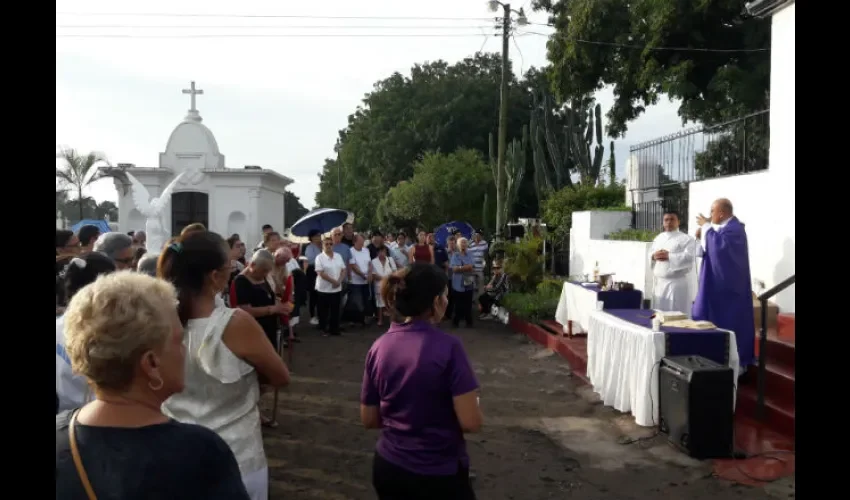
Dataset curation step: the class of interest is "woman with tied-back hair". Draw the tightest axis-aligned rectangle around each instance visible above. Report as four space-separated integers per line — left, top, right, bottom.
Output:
157 232 290 500
361 263 483 500
230 249 292 352
273 247 298 344
408 230 435 264
55 272 250 500
56 229 80 312
56 252 117 414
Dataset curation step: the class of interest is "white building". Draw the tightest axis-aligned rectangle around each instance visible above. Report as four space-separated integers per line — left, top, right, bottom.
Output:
689 0 794 312
106 82 293 249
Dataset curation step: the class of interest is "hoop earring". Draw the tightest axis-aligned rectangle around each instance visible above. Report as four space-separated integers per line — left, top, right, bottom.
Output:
148 377 164 391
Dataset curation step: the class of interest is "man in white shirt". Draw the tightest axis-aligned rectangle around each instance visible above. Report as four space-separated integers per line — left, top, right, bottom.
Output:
347 234 373 326
314 237 346 336
649 211 697 313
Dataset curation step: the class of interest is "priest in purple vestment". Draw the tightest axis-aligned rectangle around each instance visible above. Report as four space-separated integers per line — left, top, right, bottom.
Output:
692 198 755 368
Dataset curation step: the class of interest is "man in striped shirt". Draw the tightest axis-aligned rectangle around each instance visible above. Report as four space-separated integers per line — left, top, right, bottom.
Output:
467 229 489 301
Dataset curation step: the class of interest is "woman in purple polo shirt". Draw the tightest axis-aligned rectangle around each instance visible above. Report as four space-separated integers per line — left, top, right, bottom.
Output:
360 262 483 499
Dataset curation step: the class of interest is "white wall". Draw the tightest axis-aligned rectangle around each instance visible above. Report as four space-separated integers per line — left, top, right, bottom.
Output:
688 171 794 312
259 188 286 233
682 3 796 313
569 211 654 299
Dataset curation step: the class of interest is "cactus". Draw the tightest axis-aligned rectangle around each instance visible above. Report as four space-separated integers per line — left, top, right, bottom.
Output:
607 140 616 185
530 89 608 196
490 129 526 230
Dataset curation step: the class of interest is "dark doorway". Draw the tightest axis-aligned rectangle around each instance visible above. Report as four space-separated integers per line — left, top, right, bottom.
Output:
171 192 209 235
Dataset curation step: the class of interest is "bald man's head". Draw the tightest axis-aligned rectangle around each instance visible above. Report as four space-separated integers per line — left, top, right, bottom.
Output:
710 198 734 224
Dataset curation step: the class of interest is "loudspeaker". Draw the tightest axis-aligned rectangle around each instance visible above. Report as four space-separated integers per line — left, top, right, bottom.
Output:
507 224 525 239
658 355 735 459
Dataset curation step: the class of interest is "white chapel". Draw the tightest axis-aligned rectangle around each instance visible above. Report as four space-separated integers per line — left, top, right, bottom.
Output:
106 81 293 248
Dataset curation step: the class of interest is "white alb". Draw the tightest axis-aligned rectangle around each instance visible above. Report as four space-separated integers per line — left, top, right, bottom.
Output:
649 230 697 314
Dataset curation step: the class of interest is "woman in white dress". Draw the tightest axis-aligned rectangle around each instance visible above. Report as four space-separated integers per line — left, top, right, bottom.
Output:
157 231 290 500
369 246 397 327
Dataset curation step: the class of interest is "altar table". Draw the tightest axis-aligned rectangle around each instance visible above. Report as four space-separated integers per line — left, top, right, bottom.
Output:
554 281 643 335
586 309 739 427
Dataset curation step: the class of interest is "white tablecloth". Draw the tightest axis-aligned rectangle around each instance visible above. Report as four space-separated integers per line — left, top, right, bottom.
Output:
586 310 740 427
554 281 598 334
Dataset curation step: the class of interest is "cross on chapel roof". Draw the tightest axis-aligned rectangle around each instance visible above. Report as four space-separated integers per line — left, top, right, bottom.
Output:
182 81 204 122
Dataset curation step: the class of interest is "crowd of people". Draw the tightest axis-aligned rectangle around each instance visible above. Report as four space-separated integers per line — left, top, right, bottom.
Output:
56 219 509 500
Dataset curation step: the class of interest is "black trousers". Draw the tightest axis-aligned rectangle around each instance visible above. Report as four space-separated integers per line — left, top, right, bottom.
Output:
452 290 474 327
372 453 476 500
478 293 497 315
316 291 341 335
306 265 319 318
347 284 370 324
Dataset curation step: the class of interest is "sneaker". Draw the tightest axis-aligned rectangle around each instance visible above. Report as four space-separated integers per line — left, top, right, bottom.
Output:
481 314 494 320
478 313 488 320
309 317 319 326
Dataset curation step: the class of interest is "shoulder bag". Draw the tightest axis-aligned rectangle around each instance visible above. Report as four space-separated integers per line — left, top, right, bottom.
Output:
69 410 98 500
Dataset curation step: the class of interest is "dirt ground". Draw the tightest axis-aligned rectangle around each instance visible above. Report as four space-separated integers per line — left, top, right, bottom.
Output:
260 320 787 500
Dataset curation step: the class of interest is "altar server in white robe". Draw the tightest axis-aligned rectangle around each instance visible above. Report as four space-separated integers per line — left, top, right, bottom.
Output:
649 211 697 313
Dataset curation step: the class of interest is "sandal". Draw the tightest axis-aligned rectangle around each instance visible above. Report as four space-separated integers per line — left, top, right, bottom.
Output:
261 414 278 428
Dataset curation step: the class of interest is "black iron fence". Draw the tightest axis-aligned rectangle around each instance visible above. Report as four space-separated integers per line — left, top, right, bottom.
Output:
628 110 770 232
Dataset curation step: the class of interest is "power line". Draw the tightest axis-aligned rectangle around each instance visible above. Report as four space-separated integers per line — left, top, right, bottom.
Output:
519 31 770 52
56 12 496 21
56 33 498 39
57 24 499 29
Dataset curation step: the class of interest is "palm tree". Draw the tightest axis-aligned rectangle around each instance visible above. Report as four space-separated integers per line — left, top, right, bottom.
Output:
55 147 112 221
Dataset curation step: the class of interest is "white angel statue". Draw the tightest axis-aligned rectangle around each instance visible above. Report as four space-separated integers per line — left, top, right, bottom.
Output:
125 172 186 252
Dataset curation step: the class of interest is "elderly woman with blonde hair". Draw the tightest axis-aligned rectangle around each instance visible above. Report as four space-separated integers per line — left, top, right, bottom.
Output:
56 272 250 499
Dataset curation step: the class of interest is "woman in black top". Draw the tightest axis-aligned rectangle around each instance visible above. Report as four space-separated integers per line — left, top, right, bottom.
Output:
56 272 249 500
232 249 286 350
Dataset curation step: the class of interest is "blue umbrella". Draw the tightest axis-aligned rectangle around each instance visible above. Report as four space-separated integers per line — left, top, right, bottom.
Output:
289 208 352 237
433 221 474 247
70 219 112 234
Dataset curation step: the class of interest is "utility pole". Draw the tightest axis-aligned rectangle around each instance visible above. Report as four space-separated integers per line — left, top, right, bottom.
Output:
495 3 511 238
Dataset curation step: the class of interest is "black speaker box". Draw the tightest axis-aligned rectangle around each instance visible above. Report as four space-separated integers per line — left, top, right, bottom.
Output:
658 355 735 459
507 224 525 239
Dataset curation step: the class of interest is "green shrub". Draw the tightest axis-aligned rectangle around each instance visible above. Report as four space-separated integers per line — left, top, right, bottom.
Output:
502 277 563 323
543 184 627 243
606 228 659 242
503 237 544 293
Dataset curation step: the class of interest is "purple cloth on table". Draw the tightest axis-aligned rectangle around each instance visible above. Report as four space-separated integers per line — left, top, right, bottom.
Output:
691 217 755 366
571 282 643 310
604 309 730 367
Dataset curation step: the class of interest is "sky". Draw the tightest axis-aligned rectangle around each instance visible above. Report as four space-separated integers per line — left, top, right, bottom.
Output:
56 0 684 210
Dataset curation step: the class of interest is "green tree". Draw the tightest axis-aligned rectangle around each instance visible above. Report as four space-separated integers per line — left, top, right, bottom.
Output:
315 55 547 229
534 0 771 137
376 149 493 231
55 147 112 221
283 191 310 228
